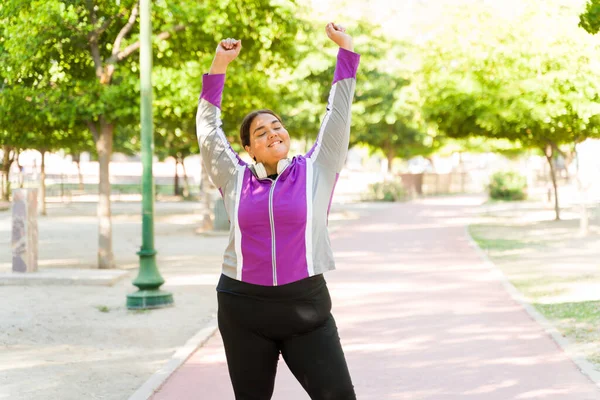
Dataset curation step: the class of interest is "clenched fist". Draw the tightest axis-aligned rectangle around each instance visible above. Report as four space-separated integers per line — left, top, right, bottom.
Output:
326 23 353 51
209 38 242 74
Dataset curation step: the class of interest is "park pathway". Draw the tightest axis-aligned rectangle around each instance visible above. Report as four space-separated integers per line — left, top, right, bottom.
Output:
151 196 600 399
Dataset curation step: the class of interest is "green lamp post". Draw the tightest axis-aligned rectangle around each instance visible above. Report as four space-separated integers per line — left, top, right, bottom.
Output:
127 0 173 309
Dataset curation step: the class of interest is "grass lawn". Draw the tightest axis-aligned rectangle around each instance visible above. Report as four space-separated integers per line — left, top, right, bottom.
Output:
468 207 600 368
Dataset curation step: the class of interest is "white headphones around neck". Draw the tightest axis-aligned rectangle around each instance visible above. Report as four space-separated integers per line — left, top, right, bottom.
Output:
254 158 291 179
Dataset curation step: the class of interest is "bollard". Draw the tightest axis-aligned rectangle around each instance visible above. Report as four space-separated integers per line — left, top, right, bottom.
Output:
12 189 38 273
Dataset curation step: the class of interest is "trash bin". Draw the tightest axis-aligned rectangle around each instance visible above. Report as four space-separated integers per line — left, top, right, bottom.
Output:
213 197 230 231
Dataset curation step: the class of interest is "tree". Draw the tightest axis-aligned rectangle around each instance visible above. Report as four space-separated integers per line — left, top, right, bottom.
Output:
420 2 600 220
0 88 25 201
0 80 88 212
351 27 441 173
275 17 441 172
1 0 301 268
151 64 202 197
580 0 600 34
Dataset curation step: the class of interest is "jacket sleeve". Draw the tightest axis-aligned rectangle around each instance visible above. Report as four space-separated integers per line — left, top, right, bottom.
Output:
196 73 246 190
306 48 360 172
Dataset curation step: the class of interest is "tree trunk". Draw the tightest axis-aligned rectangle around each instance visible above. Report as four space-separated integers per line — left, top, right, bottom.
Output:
40 150 47 216
2 146 14 201
386 149 395 173
386 144 396 174
426 156 436 173
557 147 575 184
174 158 180 196
544 145 560 221
73 153 84 190
181 156 190 198
16 149 24 189
385 128 395 174
97 120 115 269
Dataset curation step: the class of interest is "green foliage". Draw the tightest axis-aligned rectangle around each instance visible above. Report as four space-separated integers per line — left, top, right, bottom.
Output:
0 0 302 156
419 0 600 217
420 2 600 151
0 81 90 154
488 171 527 201
364 178 405 202
273 14 439 165
580 0 600 34
350 23 439 166
273 16 334 147
4 0 600 172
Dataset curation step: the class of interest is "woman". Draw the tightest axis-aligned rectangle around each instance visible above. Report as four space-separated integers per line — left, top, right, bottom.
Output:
196 22 360 400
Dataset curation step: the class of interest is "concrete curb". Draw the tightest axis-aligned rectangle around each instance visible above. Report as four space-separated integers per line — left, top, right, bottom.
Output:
464 226 600 389
128 317 219 400
0 268 131 286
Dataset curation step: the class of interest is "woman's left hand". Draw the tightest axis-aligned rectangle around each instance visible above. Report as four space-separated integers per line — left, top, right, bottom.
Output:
326 22 353 51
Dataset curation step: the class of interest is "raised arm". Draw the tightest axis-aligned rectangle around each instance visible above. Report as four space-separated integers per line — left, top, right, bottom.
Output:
196 38 246 190
306 23 360 172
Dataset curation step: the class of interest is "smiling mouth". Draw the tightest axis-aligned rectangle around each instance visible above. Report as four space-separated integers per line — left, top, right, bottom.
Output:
268 141 282 148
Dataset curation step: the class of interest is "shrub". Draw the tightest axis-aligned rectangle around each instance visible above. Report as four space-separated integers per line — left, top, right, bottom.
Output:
365 178 406 202
488 171 527 201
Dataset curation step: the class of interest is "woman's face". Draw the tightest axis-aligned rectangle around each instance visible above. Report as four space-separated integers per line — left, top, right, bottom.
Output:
245 113 291 166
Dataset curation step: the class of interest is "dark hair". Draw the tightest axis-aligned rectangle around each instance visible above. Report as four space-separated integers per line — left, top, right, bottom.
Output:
240 109 283 149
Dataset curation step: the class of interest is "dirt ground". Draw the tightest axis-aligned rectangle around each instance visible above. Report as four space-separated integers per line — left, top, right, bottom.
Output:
0 199 369 400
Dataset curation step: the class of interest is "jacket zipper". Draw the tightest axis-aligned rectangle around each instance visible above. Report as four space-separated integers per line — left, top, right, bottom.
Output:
268 181 277 285
263 163 290 286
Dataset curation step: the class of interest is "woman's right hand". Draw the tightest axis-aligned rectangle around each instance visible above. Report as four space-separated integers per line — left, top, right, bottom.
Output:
209 38 242 74
326 23 353 51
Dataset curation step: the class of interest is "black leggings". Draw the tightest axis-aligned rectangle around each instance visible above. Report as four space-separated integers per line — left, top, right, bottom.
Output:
217 275 356 400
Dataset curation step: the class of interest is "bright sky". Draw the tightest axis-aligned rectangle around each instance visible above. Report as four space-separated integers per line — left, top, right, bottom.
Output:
308 0 587 41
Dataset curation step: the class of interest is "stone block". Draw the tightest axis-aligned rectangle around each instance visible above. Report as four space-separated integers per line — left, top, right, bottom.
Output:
12 189 38 273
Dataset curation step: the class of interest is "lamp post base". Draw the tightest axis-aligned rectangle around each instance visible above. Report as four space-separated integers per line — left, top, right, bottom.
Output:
127 290 174 309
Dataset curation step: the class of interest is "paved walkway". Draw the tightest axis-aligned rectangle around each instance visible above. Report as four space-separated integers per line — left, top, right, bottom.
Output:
150 197 600 400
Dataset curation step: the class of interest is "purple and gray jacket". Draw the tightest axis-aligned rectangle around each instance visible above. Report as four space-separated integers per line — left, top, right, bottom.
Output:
196 48 360 286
